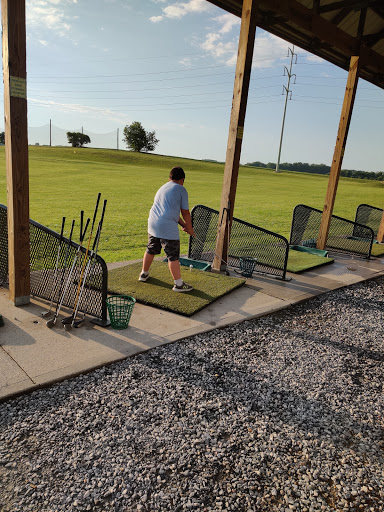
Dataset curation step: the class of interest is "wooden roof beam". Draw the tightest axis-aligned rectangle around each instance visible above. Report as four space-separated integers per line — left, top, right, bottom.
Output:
371 7 384 20
257 0 384 76
318 1 377 15
363 27 384 47
357 7 367 41
331 7 352 25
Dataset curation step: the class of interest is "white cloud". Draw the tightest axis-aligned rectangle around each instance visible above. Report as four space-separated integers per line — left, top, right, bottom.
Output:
215 13 240 34
252 33 289 68
150 15 164 23
179 56 193 67
28 97 128 123
200 13 240 65
26 0 77 37
200 15 291 69
150 0 210 22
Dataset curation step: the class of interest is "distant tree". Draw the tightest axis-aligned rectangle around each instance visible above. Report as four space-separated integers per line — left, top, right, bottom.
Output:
123 121 159 152
0 132 5 145
67 132 91 148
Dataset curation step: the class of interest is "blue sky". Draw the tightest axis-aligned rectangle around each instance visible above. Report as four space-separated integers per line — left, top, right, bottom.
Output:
1 0 383 172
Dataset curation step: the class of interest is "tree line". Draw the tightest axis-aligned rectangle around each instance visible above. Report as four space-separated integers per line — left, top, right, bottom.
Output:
246 161 384 181
0 121 160 153
66 122 159 151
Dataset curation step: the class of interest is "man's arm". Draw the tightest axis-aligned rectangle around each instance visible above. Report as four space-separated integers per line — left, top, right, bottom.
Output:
180 209 195 237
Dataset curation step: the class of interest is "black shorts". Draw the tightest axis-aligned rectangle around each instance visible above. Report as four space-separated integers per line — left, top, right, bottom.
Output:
146 234 180 261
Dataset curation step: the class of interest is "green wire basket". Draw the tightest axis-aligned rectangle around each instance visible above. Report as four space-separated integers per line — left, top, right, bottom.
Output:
239 257 257 278
106 295 136 330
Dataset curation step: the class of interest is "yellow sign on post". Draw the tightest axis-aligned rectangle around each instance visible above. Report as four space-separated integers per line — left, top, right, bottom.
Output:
237 126 244 139
10 76 27 99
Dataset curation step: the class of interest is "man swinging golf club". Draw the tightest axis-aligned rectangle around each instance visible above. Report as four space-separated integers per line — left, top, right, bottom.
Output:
139 166 195 292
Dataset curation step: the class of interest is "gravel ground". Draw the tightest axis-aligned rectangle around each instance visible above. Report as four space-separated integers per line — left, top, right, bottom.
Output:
1 276 384 512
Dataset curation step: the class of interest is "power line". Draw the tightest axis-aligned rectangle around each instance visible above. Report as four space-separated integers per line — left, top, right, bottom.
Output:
27 72 286 87
27 97 285 113
27 56 289 80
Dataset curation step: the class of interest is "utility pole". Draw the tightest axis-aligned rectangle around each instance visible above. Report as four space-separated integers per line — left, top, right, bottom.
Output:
275 46 296 173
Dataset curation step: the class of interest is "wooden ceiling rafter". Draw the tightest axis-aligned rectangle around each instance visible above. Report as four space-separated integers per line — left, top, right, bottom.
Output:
318 1 379 15
331 8 353 26
207 0 384 89
363 27 384 47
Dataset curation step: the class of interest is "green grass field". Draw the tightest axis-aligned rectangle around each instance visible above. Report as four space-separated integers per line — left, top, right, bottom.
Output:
0 145 383 263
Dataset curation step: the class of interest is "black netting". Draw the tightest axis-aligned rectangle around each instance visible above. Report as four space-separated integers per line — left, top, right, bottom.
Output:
188 205 289 279
354 204 383 239
290 204 374 258
0 204 108 323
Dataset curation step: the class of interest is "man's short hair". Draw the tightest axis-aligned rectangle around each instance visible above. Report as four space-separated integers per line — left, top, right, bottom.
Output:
170 167 185 181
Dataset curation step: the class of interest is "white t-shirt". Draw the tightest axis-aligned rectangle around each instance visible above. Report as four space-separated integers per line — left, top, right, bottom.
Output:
148 181 189 240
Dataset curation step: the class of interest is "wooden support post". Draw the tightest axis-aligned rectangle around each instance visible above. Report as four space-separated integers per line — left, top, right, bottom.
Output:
317 56 360 250
1 0 30 305
377 211 384 242
212 0 258 271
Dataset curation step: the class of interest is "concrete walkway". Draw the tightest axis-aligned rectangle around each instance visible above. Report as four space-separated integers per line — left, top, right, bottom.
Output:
1 254 384 402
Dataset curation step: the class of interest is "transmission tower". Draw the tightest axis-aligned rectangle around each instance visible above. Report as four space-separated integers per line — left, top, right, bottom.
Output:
275 46 297 173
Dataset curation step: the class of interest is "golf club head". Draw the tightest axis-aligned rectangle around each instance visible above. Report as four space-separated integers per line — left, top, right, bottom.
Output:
61 315 74 325
73 319 84 328
46 318 56 328
41 311 51 317
63 323 72 331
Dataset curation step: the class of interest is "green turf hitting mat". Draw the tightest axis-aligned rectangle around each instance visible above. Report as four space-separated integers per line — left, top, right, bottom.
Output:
286 248 334 273
108 261 245 317
370 244 384 257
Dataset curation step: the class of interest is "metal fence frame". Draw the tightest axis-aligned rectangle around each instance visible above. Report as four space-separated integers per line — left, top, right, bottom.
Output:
354 204 383 240
290 204 374 258
188 204 289 280
0 204 109 325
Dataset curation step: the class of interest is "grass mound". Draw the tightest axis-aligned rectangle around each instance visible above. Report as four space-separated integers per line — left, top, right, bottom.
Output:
287 248 334 273
108 261 245 317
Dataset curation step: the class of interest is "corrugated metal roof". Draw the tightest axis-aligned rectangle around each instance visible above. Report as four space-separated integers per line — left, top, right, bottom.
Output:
207 0 384 89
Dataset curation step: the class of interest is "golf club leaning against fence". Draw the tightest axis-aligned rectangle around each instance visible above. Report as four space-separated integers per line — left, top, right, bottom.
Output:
61 193 102 329
41 216 66 317
46 212 90 328
71 199 107 329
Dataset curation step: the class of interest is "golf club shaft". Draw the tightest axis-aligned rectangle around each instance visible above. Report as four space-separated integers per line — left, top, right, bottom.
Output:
70 194 101 318
59 212 90 325
46 219 75 327
72 200 107 326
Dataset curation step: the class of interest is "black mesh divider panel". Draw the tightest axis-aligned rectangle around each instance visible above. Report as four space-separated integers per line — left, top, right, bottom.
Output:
290 204 374 258
354 204 383 239
188 205 289 280
0 204 108 324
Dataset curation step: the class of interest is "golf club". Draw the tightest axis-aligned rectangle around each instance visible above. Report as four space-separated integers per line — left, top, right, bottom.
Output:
70 199 107 329
62 193 101 328
41 216 66 317
47 212 89 328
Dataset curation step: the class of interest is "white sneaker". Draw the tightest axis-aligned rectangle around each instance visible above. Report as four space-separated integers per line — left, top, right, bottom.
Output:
138 272 149 282
172 281 193 292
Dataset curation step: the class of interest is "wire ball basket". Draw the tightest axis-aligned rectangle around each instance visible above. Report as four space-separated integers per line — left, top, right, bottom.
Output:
239 257 257 278
106 295 136 330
